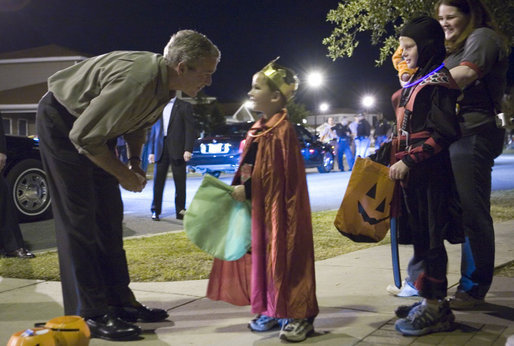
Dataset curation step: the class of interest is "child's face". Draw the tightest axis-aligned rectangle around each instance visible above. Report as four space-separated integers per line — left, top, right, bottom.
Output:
248 73 276 114
399 36 418 69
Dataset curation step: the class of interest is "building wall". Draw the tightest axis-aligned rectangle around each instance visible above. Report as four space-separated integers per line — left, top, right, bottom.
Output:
0 58 84 91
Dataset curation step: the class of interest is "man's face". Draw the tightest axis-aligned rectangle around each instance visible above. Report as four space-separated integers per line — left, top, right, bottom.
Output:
179 56 218 97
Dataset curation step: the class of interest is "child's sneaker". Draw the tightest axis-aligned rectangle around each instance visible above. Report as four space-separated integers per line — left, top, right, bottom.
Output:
395 300 422 318
395 300 455 336
279 319 314 342
248 314 279 332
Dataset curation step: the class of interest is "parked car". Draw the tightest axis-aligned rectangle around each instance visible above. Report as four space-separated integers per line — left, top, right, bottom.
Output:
3 135 52 222
187 121 334 177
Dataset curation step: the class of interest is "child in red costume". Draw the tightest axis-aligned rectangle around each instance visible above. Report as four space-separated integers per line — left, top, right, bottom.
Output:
389 16 464 336
206 59 318 342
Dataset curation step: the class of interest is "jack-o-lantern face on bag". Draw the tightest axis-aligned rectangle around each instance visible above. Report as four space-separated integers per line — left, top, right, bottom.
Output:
334 157 395 242
358 183 389 225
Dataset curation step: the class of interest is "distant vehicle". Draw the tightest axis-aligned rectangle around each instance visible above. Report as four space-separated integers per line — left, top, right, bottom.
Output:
3 135 52 222
187 121 334 177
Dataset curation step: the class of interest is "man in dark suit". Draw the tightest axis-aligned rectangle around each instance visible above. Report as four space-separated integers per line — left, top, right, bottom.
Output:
148 97 196 221
0 115 35 259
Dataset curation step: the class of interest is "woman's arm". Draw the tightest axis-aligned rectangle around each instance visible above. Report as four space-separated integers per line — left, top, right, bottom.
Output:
449 65 478 90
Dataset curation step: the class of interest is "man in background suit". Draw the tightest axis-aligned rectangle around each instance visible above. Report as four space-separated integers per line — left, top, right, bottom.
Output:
0 114 35 258
148 97 196 220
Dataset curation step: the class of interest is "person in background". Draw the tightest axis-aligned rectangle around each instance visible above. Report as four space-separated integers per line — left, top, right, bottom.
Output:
332 119 354 171
373 113 392 150
354 113 371 157
319 117 337 144
0 114 35 259
206 59 318 343
389 15 463 336
436 0 510 309
115 136 128 164
385 49 423 299
36 30 220 341
148 96 195 221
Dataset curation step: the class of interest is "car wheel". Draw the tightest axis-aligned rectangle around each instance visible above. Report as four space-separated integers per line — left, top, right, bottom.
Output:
5 159 52 222
317 151 334 173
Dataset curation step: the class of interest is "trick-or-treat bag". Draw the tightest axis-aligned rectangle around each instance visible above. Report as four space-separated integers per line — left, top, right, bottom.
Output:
334 157 394 242
184 174 251 261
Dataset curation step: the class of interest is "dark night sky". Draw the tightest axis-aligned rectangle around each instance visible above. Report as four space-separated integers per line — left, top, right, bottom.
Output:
1 0 512 118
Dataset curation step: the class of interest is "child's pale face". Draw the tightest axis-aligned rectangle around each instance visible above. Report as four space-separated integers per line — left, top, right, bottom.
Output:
247 73 275 115
399 36 418 69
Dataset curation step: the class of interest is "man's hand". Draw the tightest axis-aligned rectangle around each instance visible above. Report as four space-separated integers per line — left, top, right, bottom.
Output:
389 160 410 181
0 153 6 172
148 153 155 164
118 171 146 192
183 151 192 162
128 158 147 190
86 150 146 192
231 184 246 202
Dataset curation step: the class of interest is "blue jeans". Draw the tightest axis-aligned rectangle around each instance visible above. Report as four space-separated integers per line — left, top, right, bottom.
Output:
449 130 496 299
354 136 370 158
336 138 354 171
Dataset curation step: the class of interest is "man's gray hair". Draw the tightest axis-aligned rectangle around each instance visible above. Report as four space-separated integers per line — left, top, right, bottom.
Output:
163 30 220 68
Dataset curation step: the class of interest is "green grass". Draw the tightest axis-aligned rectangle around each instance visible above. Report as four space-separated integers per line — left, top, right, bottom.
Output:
1 189 513 282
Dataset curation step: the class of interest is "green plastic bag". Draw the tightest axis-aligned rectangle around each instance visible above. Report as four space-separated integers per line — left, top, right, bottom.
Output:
184 174 251 261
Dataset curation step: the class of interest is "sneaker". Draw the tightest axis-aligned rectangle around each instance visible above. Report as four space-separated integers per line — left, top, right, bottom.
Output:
395 300 422 318
279 319 314 342
248 315 279 332
448 290 484 310
176 209 186 220
386 280 419 297
395 300 455 336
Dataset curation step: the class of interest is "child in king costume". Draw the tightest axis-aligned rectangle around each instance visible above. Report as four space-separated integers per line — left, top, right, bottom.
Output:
206 59 318 342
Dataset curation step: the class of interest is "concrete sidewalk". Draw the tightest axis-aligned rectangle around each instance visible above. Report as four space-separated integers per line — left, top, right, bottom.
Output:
1 220 513 345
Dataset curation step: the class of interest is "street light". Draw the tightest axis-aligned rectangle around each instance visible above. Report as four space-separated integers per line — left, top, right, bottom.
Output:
319 102 329 113
361 95 375 109
306 71 323 88
306 70 324 133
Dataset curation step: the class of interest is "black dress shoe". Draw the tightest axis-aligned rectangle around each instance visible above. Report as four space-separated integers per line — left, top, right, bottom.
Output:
111 302 169 322
176 209 186 220
152 212 160 221
86 314 141 341
5 248 35 259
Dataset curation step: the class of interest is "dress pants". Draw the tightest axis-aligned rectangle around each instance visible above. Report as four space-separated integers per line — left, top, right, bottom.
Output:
450 129 496 299
151 140 187 216
36 92 133 317
0 176 25 252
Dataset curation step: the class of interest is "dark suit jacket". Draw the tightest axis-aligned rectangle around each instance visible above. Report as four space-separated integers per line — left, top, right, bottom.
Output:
148 98 196 161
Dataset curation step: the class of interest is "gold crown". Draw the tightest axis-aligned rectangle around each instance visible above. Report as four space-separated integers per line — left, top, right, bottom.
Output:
260 57 299 101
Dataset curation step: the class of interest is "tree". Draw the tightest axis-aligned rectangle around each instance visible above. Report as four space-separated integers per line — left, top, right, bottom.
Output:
323 0 514 65
287 101 311 125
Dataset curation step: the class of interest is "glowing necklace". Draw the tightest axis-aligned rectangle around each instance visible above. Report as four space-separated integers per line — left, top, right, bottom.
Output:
403 63 445 88
248 111 287 138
